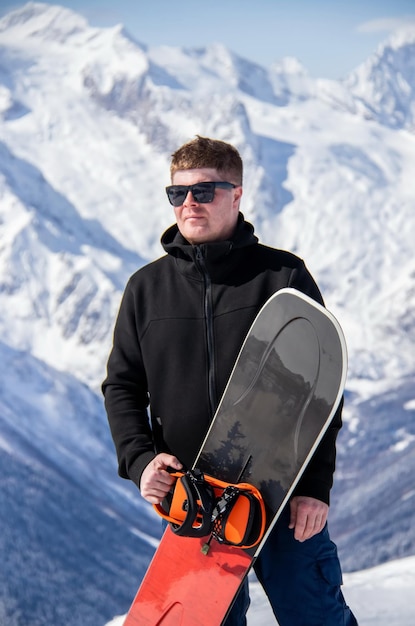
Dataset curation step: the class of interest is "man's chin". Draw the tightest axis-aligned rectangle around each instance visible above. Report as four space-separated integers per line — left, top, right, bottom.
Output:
182 226 210 245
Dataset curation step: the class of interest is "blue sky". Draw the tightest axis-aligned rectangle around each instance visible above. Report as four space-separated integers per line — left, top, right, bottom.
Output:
2 0 415 78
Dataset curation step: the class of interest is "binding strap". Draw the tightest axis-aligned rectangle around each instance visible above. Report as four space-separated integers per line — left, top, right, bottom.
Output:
154 469 266 549
154 469 215 538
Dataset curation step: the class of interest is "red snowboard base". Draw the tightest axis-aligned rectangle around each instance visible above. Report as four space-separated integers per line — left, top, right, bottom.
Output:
124 526 252 625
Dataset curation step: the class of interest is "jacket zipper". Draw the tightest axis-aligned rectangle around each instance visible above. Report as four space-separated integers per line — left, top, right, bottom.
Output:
195 246 218 416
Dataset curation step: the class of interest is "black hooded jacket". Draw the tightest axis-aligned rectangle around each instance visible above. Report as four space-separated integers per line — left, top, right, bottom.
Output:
102 215 342 505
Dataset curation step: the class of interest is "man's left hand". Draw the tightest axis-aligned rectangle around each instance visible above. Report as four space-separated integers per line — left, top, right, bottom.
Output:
289 496 329 542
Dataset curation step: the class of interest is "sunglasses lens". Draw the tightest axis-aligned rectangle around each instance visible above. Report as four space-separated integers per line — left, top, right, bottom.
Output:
167 187 187 206
166 183 216 206
191 184 215 203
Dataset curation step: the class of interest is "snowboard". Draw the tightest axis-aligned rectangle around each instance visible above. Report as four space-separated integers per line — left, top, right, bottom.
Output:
123 288 347 625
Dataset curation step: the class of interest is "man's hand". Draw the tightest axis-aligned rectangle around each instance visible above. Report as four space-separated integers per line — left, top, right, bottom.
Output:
140 453 183 504
289 496 329 542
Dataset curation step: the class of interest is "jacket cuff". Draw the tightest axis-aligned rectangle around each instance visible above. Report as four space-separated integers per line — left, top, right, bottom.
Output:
292 477 332 506
127 451 156 490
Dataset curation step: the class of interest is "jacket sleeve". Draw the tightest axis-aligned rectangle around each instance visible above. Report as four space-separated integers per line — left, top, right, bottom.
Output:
288 261 343 505
102 279 156 488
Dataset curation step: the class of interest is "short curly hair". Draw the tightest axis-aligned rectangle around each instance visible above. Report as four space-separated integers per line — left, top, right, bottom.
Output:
170 136 243 185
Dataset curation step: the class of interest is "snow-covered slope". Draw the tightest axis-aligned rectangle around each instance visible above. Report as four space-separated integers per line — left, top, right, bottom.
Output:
0 3 414 624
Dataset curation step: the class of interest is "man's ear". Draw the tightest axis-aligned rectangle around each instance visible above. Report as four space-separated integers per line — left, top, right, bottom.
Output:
233 185 243 209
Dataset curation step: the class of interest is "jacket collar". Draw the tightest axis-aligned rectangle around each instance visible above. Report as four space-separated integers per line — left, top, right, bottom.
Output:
161 213 258 281
162 213 257 257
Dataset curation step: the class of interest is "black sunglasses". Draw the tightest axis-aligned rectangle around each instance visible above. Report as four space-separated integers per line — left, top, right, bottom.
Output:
165 181 237 207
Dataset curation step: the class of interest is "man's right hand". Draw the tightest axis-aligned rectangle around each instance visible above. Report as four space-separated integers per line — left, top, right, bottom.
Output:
140 453 183 504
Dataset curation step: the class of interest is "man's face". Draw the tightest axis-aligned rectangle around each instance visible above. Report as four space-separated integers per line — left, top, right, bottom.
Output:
171 168 242 245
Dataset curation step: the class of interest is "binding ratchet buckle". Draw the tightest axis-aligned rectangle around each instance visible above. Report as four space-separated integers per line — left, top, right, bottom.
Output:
153 469 266 553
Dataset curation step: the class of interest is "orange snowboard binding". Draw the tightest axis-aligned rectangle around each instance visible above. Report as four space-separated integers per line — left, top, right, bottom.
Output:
154 469 266 552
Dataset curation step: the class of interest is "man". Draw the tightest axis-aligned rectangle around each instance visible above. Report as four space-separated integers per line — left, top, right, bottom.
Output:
102 136 357 625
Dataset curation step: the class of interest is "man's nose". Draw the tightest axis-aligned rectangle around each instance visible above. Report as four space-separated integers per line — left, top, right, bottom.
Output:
184 190 197 204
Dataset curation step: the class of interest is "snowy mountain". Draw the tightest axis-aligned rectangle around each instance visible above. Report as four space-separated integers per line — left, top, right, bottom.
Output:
0 2 414 624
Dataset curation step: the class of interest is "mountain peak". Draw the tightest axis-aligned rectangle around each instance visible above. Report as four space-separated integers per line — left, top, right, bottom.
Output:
386 25 415 49
270 56 308 76
344 26 415 130
0 1 89 43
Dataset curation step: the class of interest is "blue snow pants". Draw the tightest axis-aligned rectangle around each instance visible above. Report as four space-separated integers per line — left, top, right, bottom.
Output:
224 505 358 626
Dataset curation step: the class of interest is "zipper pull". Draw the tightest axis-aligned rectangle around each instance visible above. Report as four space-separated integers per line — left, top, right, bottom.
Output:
194 245 207 273
195 245 203 264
